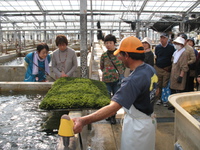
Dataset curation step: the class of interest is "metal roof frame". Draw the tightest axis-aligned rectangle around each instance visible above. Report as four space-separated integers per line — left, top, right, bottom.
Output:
0 0 199 33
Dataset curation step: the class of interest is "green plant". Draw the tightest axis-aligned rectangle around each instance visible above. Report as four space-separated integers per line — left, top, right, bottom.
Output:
39 77 110 110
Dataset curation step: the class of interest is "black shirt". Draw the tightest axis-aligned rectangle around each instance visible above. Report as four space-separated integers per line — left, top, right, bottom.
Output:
155 43 175 68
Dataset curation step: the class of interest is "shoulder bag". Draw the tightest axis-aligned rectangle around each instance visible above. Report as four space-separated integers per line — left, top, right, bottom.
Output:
107 52 124 85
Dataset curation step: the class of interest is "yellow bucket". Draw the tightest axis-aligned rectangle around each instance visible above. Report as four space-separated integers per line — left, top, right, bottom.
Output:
58 115 74 137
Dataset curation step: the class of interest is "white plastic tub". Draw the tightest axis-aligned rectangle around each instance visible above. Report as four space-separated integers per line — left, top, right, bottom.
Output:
169 92 200 150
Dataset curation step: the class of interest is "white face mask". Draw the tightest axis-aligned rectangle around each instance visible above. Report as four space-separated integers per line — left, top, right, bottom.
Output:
174 44 182 50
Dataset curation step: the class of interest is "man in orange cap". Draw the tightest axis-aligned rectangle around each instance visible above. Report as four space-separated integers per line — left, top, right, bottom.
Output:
72 36 158 150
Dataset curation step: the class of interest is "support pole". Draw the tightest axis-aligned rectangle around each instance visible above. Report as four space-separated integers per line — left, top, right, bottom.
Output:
90 0 94 47
18 31 22 53
80 0 88 78
0 16 2 43
136 14 140 38
0 22 2 55
44 13 47 42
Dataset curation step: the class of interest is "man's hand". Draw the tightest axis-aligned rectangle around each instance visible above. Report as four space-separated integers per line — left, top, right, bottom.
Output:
72 117 84 134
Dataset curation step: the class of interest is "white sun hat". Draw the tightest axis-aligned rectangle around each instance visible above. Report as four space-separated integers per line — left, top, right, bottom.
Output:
141 37 152 46
173 37 185 45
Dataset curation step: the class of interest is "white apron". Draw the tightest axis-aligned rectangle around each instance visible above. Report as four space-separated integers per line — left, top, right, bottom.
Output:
121 105 157 150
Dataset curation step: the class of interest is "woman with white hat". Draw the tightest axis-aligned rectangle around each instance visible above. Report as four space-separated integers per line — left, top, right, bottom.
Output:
170 37 189 96
141 37 154 66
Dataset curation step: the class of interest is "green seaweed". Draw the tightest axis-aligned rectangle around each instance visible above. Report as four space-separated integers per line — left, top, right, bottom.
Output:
189 107 200 116
39 77 110 110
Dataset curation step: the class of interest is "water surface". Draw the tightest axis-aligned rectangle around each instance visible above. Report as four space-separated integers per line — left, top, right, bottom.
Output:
1 57 24 66
184 105 200 122
0 91 60 150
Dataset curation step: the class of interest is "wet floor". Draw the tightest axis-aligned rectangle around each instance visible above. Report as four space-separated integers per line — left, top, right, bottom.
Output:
0 91 60 150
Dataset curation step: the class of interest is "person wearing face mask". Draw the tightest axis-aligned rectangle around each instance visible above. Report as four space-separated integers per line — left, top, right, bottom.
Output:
169 37 189 106
100 34 125 124
154 33 176 106
178 33 196 65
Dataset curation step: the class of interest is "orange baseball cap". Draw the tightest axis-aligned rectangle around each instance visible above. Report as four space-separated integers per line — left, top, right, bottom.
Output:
114 36 144 55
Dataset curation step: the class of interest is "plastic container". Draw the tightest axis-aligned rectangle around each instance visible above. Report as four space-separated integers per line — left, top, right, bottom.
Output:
169 92 200 150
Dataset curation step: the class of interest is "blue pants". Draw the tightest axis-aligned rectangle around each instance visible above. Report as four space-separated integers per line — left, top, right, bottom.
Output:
105 81 120 97
161 82 171 103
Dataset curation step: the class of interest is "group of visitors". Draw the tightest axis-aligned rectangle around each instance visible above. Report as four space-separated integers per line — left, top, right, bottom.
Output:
100 32 199 114
71 33 200 149
154 33 199 111
24 34 78 82
100 32 200 126
23 32 199 150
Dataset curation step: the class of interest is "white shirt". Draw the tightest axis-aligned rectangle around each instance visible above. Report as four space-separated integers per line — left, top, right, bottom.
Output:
173 47 185 63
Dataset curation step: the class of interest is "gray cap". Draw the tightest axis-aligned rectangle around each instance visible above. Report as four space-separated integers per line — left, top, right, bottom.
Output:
179 33 188 40
160 33 169 38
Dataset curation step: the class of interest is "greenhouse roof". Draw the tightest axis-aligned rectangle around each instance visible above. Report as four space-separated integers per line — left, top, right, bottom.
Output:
0 0 199 33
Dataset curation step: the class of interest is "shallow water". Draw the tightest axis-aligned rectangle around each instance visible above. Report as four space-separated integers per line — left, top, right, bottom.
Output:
0 91 60 150
1 57 81 66
184 105 200 122
1 57 24 66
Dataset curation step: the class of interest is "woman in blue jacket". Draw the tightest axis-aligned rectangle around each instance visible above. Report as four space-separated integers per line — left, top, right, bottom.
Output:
24 43 51 82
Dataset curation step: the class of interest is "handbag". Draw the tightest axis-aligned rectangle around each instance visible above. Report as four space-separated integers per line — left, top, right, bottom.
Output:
107 52 124 85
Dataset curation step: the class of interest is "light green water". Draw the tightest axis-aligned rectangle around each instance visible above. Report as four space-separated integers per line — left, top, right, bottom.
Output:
184 105 200 122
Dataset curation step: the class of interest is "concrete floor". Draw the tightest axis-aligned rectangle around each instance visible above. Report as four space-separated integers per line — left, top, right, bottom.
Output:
75 104 175 150
156 122 174 150
154 104 175 150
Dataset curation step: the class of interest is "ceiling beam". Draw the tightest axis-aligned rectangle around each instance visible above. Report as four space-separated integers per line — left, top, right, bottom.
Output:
34 0 44 12
0 10 199 14
0 12 116 17
0 28 132 32
138 0 149 16
185 0 200 14
1 19 184 23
